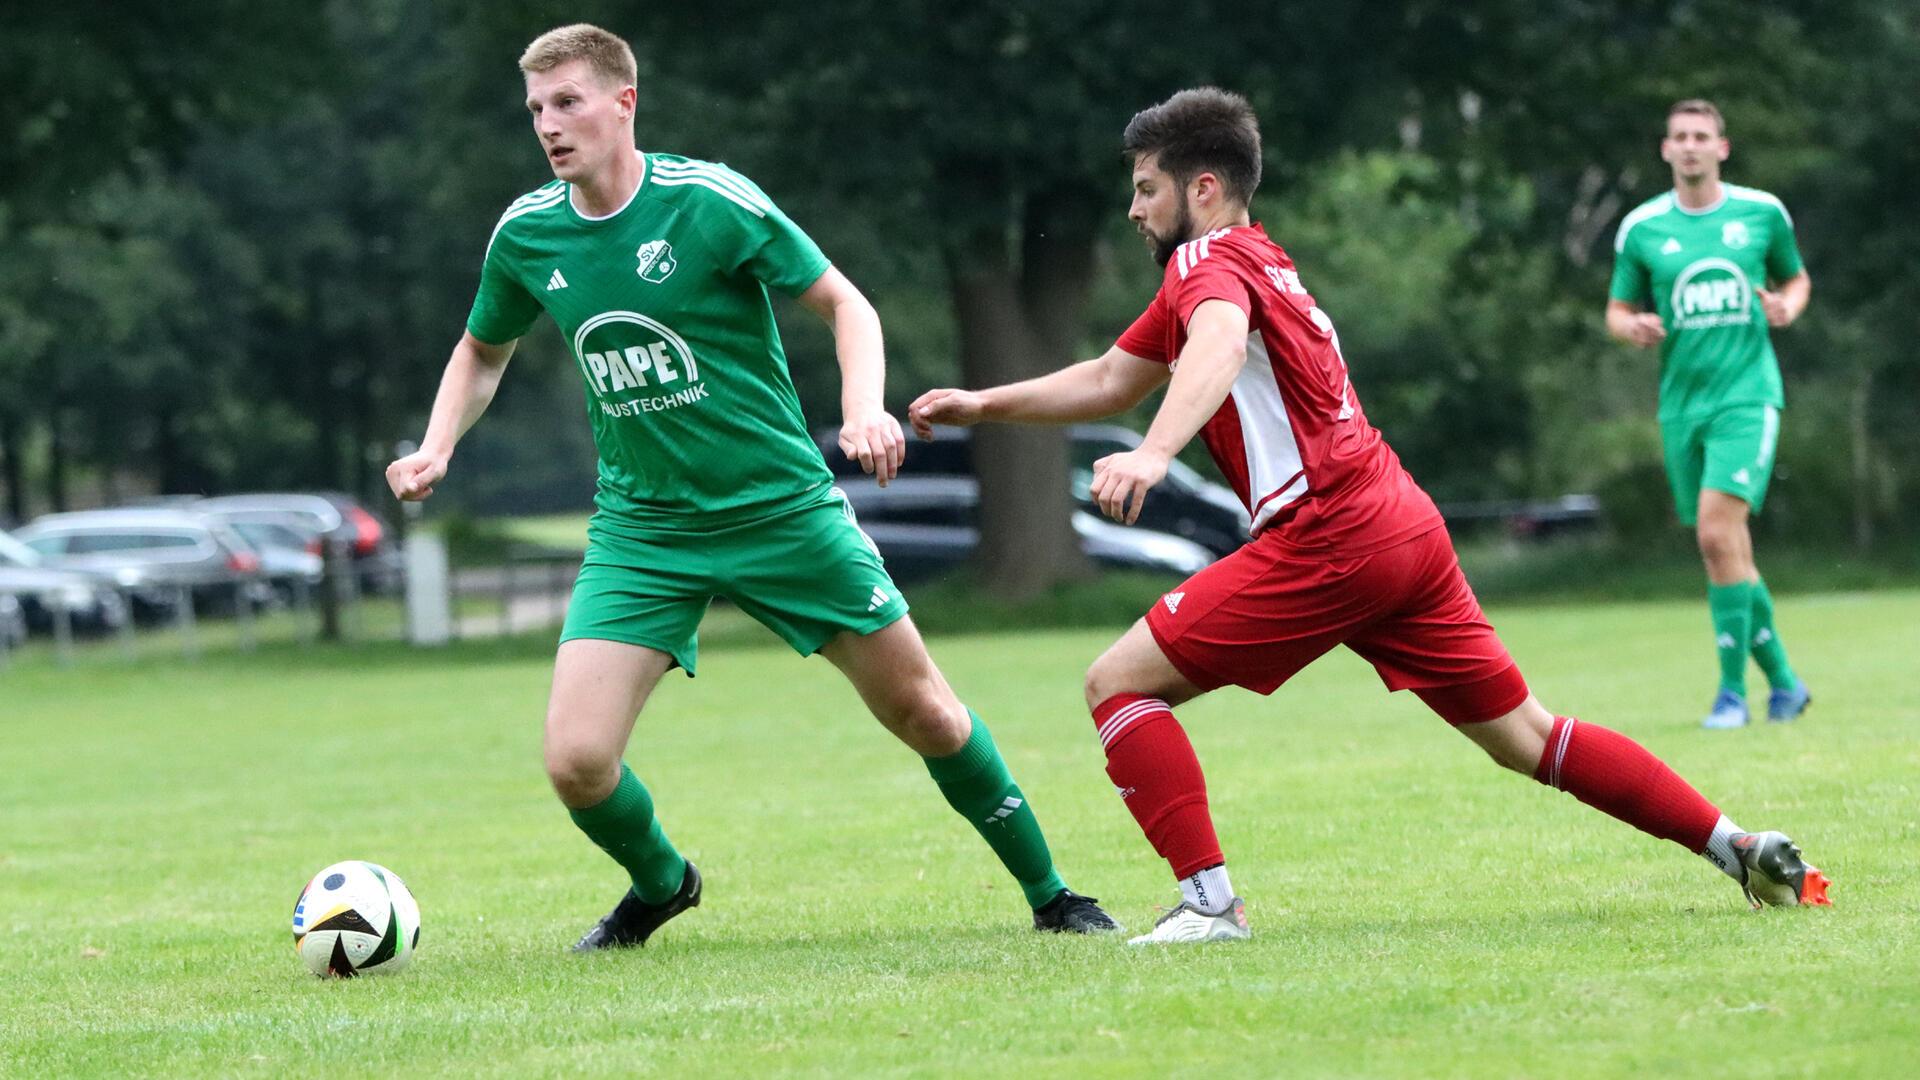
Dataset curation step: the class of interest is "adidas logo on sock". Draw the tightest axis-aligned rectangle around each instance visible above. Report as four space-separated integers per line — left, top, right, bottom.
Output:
983 796 1023 824
1717 632 1737 649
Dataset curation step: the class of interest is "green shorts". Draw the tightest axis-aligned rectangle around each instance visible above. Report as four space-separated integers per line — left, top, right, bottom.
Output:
1661 404 1781 525
559 487 909 674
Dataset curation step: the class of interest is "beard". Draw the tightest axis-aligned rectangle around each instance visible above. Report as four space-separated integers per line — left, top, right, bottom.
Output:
1144 199 1195 266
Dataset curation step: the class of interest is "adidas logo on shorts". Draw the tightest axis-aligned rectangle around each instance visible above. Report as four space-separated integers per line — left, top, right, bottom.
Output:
1163 591 1185 614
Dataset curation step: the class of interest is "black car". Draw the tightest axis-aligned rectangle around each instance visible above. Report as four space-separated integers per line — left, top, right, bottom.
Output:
830 476 1216 584
814 423 1250 557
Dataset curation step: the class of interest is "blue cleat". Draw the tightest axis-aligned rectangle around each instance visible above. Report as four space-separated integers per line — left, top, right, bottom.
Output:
1702 689 1750 729
1767 681 1812 723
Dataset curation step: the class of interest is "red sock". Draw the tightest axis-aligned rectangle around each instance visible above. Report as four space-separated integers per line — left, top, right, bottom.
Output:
1092 693 1223 879
1534 716 1719 852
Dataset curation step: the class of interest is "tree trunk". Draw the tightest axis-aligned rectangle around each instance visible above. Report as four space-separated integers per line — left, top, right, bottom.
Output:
1850 367 1874 552
46 409 68 512
946 222 1089 600
0 415 24 523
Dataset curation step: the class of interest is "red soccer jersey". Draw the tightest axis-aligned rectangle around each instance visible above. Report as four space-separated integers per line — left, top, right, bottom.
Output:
1115 223 1442 557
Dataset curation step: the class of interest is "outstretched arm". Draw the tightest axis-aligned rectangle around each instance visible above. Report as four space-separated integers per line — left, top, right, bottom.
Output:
1089 299 1248 524
385 332 517 501
907 346 1169 437
798 267 903 486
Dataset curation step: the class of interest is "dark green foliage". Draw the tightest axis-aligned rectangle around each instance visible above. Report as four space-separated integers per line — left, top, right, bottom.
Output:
0 0 1912 558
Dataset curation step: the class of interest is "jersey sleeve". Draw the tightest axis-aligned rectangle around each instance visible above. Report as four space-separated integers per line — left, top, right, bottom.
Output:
1765 203 1804 281
689 165 832 297
1607 230 1652 306
465 233 542 345
1168 256 1256 326
1115 292 1172 363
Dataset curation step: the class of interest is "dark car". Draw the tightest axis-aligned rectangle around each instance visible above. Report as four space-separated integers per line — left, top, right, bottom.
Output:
831 475 1214 584
815 423 1250 557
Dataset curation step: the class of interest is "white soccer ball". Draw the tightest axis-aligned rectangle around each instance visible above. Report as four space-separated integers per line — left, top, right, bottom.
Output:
292 860 421 978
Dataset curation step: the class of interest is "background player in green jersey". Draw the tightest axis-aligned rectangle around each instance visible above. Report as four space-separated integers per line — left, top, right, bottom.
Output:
1605 99 1813 730
384 24 1115 946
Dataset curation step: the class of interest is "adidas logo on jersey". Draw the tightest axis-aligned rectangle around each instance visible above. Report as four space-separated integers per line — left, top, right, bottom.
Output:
1661 237 1683 254
1163 591 1184 614
866 585 891 612
546 268 568 291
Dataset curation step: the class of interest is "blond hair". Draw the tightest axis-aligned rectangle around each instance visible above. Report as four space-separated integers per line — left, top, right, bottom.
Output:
519 24 636 88
1667 98 1725 136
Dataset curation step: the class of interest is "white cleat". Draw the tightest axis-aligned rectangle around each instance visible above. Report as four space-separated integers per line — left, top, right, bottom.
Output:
1127 898 1250 944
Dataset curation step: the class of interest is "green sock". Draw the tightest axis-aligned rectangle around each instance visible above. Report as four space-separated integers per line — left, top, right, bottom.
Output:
922 711 1067 909
1706 581 1754 696
567 763 687 905
1749 577 1799 691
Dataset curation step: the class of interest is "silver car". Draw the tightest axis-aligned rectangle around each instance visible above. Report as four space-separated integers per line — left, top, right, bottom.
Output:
0 529 130 634
195 493 402 593
198 513 325 593
14 509 269 617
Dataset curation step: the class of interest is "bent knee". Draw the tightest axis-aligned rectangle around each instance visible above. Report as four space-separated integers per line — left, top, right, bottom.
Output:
1083 654 1129 711
1696 525 1736 559
544 741 621 805
881 684 969 756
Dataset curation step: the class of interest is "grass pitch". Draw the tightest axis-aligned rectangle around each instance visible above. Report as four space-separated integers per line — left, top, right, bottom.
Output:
2 590 1916 1077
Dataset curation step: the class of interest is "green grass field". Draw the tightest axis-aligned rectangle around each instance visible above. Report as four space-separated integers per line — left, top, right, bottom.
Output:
3 590 1916 1077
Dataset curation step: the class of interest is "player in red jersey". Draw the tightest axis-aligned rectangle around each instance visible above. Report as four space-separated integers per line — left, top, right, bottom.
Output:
909 88 1829 942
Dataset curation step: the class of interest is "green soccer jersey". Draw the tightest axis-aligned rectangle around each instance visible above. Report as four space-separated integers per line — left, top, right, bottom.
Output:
1609 184 1804 421
466 152 835 528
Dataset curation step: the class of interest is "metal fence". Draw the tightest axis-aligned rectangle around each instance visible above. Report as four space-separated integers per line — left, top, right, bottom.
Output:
0 538 583 669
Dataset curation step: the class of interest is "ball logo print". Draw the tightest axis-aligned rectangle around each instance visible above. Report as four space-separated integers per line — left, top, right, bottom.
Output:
291 860 421 978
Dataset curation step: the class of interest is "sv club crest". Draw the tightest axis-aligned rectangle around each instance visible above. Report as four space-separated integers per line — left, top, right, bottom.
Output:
636 239 677 283
1721 221 1750 249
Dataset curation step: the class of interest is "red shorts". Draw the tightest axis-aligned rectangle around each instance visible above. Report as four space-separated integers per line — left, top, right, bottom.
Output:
1145 525 1527 724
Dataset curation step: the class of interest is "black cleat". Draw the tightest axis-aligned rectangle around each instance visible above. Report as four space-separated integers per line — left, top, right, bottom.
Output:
1032 889 1121 934
571 862 702 951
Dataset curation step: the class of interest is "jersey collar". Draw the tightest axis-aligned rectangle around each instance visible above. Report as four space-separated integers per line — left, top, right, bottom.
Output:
1672 184 1727 216
568 150 650 223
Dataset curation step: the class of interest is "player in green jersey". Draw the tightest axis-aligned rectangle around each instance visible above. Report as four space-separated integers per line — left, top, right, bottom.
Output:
1605 99 1813 730
384 24 1115 947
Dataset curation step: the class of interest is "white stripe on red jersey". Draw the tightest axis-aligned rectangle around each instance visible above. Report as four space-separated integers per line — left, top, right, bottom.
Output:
1114 223 1444 557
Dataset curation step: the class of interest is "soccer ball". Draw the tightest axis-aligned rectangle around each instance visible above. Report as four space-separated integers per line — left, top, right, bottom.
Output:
292 860 421 978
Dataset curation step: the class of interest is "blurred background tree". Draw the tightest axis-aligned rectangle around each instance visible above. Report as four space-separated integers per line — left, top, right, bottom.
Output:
2 0 1912 585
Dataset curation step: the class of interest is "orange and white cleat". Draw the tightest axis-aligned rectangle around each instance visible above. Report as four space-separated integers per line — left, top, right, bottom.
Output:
1732 831 1832 909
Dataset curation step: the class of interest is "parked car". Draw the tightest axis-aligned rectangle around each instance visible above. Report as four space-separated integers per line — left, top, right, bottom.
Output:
13 509 269 619
815 423 1250 557
194 492 403 593
0 529 131 634
197 512 325 596
832 475 1214 583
